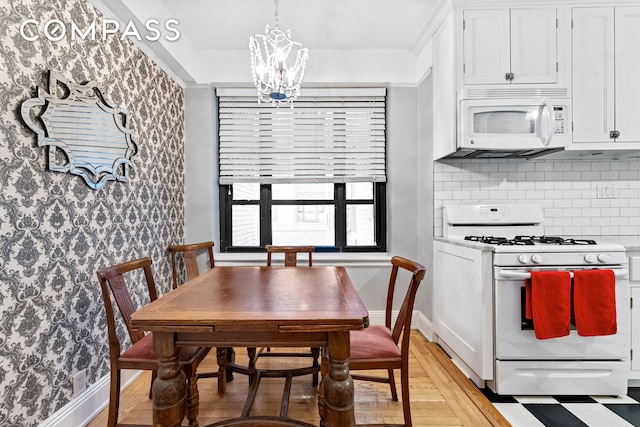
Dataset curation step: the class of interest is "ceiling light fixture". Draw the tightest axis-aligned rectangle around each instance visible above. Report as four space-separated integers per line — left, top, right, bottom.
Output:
249 0 308 106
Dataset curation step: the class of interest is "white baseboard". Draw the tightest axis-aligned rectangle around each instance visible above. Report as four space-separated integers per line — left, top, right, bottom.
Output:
40 370 142 427
414 310 434 341
366 309 386 326
43 311 433 426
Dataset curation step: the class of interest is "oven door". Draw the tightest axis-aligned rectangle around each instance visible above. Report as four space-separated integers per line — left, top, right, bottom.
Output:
494 266 630 360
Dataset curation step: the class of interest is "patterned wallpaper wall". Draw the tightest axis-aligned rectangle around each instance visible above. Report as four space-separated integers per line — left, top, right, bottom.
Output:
0 1 185 425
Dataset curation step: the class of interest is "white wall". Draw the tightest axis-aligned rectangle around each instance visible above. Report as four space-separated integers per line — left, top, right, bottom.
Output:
183 84 423 312
184 85 219 246
416 71 434 320
386 86 420 259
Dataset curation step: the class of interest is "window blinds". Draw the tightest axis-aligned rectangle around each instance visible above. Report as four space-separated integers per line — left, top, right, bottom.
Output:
217 88 386 185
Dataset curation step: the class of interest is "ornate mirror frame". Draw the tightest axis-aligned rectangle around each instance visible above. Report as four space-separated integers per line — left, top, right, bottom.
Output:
21 71 137 189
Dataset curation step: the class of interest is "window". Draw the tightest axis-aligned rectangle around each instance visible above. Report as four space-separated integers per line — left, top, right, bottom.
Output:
217 88 386 252
220 182 385 251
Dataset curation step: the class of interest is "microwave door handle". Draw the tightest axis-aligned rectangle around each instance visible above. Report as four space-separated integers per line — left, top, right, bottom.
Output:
539 100 554 146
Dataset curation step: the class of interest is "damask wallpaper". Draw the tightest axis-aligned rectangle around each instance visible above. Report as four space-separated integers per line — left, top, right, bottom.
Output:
0 1 185 425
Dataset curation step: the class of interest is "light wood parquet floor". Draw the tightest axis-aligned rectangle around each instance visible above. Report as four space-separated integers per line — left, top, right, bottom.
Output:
86 331 510 426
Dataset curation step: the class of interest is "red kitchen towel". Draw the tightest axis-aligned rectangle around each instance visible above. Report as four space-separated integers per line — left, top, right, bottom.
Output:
573 269 617 336
526 271 572 339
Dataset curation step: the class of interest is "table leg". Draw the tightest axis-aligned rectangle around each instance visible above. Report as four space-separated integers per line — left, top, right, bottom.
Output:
321 331 354 427
247 347 257 384
216 347 227 394
152 331 186 427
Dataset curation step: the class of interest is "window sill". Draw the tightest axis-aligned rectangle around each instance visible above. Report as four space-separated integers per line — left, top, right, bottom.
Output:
215 252 391 268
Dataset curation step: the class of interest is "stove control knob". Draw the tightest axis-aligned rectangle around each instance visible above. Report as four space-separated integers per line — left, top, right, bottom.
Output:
518 255 530 264
597 253 611 263
584 254 596 263
531 254 544 264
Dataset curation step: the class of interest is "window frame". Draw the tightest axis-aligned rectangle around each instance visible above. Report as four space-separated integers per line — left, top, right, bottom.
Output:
219 183 386 253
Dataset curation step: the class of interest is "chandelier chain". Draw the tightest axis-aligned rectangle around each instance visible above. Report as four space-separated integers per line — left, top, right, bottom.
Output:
274 0 279 29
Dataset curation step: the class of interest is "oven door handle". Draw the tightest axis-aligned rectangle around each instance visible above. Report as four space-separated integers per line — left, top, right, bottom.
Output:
498 270 628 280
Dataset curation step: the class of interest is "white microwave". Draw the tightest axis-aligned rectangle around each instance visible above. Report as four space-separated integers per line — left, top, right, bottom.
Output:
459 99 571 150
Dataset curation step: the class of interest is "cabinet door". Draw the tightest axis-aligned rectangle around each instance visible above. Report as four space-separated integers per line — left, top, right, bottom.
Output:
434 241 494 380
463 9 510 85
633 287 639 372
510 8 557 84
433 13 456 160
615 7 640 143
572 7 615 143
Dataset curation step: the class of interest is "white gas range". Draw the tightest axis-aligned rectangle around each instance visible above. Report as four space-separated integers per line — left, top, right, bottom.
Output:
434 203 630 396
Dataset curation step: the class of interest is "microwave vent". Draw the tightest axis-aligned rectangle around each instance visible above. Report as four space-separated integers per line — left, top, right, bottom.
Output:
463 88 569 99
445 147 564 159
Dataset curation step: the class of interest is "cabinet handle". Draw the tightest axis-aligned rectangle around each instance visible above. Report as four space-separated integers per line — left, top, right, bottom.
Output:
610 130 620 140
505 72 514 81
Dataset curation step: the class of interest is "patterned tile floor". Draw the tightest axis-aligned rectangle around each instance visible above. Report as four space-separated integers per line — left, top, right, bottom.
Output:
481 387 640 427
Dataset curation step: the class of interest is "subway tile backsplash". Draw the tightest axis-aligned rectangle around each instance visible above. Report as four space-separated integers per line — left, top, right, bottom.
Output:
434 158 640 237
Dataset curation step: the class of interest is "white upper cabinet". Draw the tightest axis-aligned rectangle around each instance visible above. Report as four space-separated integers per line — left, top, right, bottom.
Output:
433 12 456 160
571 8 614 143
462 10 510 85
572 6 640 144
463 8 558 85
632 287 640 373
614 7 640 143
510 9 558 84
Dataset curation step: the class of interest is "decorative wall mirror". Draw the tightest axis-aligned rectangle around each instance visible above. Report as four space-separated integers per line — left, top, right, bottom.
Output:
21 70 137 189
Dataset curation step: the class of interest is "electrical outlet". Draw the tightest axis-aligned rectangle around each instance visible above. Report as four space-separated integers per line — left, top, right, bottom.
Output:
73 370 87 398
596 184 618 199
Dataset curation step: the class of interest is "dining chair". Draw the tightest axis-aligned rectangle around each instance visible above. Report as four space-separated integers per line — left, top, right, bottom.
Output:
331 255 425 427
266 245 314 267
96 257 209 427
169 240 215 290
247 245 320 386
169 241 234 392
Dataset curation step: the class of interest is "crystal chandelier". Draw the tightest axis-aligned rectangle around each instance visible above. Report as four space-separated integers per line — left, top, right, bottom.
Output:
249 0 308 105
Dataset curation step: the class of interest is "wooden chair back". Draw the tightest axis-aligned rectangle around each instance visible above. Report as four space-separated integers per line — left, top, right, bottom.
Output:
96 257 157 354
265 245 314 267
386 256 426 355
169 241 215 289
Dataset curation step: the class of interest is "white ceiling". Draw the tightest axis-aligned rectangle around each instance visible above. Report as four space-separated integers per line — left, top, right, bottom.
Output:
128 0 439 51
97 0 442 84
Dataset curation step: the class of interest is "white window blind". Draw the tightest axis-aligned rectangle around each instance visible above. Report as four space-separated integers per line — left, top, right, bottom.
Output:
217 88 386 184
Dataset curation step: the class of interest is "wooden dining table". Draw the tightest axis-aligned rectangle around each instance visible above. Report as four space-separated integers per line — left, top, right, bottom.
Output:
130 265 369 427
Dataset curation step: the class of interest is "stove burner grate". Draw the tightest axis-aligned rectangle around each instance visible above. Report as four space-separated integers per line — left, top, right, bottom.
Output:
464 236 534 245
534 236 597 245
464 235 598 246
